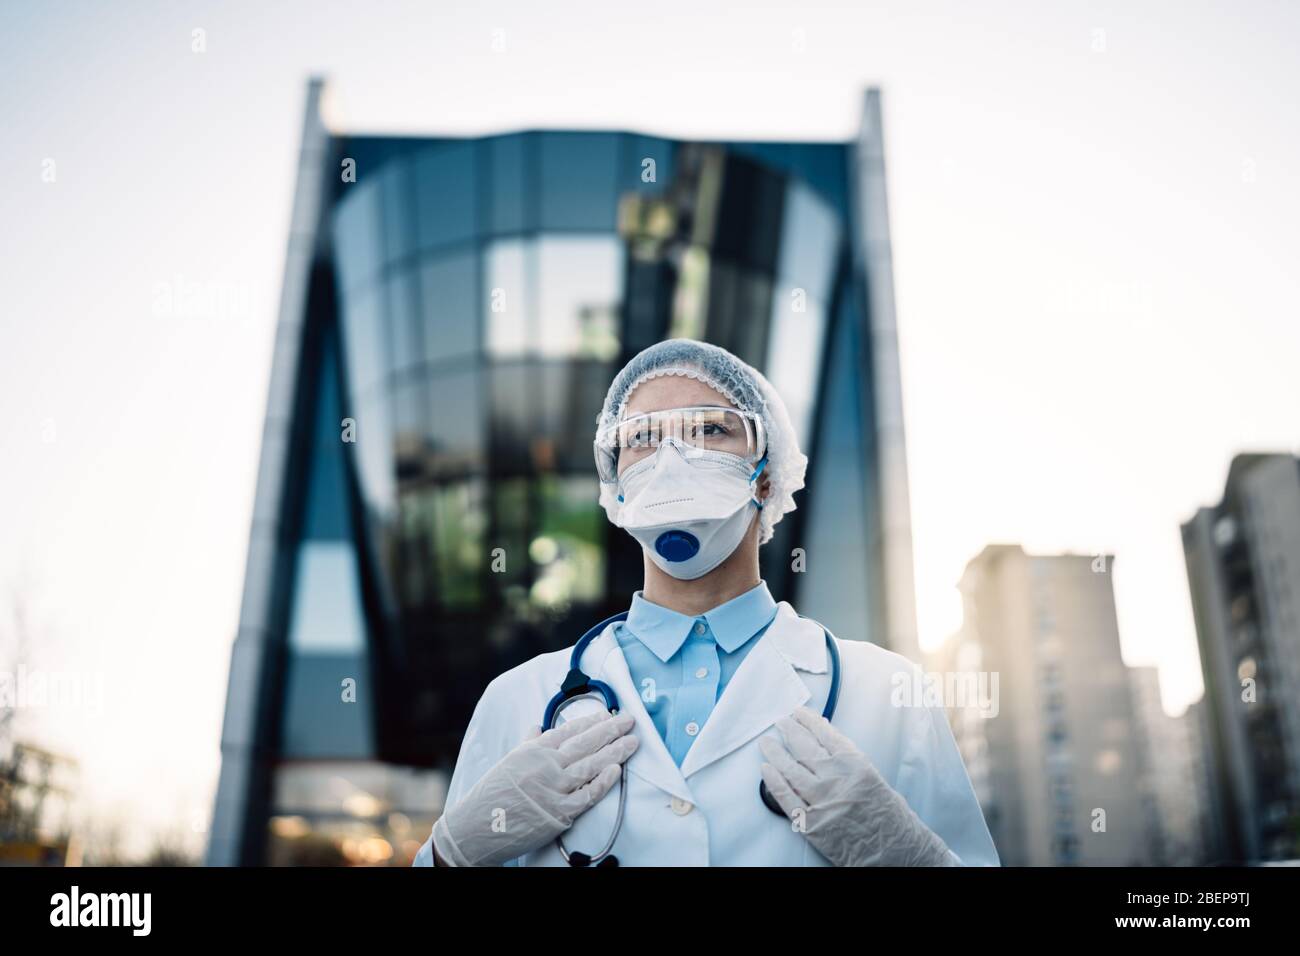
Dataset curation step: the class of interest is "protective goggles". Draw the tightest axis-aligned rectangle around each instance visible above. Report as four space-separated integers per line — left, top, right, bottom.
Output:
594 405 767 482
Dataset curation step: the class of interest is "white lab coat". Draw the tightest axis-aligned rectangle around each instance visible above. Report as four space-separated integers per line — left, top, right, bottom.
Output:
414 601 999 866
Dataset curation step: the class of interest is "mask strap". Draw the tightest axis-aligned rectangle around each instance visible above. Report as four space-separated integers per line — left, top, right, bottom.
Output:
749 455 769 509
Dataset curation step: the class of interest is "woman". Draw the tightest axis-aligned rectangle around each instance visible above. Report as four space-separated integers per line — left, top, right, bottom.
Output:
414 339 998 866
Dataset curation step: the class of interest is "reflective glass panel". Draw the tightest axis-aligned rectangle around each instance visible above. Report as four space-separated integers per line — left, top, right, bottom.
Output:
419 249 479 364
536 236 623 359
485 240 529 356
539 133 618 231
386 269 423 376
340 284 388 401
414 143 478 251
333 179 384 296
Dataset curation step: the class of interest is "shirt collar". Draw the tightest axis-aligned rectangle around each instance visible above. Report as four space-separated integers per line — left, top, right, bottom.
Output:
624 581 778 662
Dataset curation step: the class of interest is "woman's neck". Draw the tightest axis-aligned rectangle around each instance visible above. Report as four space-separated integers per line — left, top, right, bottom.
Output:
640 523 761 617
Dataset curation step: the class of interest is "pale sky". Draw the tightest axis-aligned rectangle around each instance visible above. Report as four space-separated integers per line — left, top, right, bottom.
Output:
2 0 1298 856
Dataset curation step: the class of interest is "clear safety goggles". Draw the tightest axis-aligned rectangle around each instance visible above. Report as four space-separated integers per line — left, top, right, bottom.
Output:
594 405 767 482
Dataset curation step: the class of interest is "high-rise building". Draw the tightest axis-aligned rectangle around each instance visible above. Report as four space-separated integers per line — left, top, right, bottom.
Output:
925 630 994 814
1128 666 1208 866
208 80 921 865
1184 696 1232 861
1181 452 1300 863
953 545 1150 865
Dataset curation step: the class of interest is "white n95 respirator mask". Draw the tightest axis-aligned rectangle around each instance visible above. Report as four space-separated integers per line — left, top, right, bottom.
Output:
613 438 767 580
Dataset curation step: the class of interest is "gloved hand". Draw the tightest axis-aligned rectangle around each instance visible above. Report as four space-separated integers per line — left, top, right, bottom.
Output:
759 706 957 867
432 711 638 866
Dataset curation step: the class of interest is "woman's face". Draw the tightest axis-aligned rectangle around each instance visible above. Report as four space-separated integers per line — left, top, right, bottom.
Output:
618 375 739 477
617 374 771 501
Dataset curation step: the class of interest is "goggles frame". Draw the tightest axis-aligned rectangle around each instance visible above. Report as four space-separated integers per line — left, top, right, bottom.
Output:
594 405 766 483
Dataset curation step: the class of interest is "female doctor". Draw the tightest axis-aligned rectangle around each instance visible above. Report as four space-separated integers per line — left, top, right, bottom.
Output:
414 339 998 867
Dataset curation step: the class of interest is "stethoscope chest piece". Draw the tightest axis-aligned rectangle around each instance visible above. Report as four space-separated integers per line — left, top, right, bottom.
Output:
758 779 785 815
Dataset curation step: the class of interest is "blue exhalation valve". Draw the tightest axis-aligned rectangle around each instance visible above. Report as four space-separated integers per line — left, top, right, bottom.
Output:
654 530 700 562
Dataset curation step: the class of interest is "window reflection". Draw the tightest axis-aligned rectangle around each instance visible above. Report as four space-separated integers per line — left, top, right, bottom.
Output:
354 391 396 518
395 480 488 610
488 363 532 473
531 476 605 609
386 269 422 376
766 295 827 449
333 178 384 296
764 180 840 447
414 143 479 251
379 156 416 266
700 257 772 368
282 651 374 759
395 490 435 607
536 236 622 359
536 361 616 473
487 134 527 235
419 250 479 364
288 543 367 653
391 376 430 481
539 133 619 231
777 180 841 303
668 246 710 340
486 237 625 359
340 285 388 401
389 369 486 484
430 480 487 608
491 478 531 595
426 367 485 476
485 241 529 357
282 543 373 759
711 153 784 270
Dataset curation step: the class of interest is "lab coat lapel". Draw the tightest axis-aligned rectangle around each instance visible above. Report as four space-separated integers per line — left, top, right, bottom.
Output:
678 603 825 780
589 624 695 804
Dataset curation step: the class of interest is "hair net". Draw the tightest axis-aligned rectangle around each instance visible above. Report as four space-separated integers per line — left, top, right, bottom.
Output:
594 338 807 545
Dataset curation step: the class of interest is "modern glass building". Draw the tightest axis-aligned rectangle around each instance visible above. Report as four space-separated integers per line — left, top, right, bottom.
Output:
208 80 919 865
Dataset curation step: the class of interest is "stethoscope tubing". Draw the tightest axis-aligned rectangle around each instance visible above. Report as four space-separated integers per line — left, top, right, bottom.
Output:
542 609 841 865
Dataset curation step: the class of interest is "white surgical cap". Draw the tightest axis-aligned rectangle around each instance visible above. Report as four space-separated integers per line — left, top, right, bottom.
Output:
594 338 807 545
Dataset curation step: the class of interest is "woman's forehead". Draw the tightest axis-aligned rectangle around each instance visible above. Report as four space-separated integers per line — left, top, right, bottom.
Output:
623 374 737 416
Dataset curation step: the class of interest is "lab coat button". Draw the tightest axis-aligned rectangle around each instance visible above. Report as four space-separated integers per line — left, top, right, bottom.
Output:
671 798 693 816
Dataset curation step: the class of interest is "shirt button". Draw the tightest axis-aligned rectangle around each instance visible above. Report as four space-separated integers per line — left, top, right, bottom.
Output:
695 667 708 679
685 721 700 736
694 621 706 635
671 797 693 816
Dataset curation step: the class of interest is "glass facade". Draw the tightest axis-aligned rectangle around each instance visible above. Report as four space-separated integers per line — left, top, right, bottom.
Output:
210 85 912 865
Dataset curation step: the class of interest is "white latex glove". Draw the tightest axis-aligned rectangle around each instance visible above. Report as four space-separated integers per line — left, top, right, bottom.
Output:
433 711 638 866
759 706 957 867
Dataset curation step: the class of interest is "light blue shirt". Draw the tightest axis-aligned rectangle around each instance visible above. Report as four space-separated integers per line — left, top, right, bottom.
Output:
614 581 779 766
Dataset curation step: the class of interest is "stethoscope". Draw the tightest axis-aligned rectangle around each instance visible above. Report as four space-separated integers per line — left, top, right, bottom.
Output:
541 610 842 866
